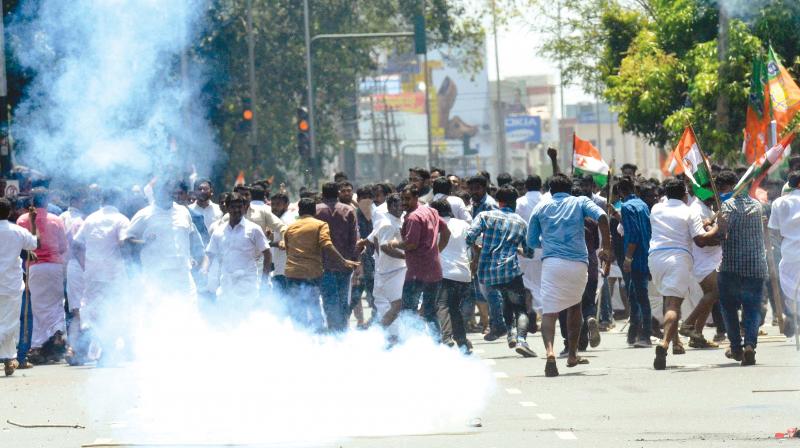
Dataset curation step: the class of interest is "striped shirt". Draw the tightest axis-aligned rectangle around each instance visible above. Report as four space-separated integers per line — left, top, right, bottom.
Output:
466 207 534 286
719 196 767 278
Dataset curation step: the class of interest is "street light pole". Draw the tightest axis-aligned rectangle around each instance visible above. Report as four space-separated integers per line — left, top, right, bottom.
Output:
303 0 317 179
491 0 506 174
246 0 259 166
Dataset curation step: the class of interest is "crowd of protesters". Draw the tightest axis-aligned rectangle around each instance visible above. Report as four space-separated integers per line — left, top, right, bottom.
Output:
1 148 798 377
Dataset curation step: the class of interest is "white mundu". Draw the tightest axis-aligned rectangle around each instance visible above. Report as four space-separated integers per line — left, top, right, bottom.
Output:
688 198 721 282
648 199 705 299
0 221 37 359
206 218 269 301
769 190 800 303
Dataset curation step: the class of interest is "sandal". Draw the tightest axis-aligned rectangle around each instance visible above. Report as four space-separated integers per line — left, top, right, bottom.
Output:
544 356 559 377
566 356 589 367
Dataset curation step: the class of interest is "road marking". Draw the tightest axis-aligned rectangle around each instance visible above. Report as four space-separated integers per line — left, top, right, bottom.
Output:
473 349 485 354
519 401 537 407
483 359 496 365
493 371 509 378
505 388 521 394
536 413 555 420
556 431 577 440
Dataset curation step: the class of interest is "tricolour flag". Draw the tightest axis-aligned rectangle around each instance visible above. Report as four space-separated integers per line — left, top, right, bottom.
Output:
573 134 609 187
744 54 771 164
733 130 796 198
667 126 714 201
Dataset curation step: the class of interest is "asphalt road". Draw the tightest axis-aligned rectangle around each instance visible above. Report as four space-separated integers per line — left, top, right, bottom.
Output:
2 320 799 448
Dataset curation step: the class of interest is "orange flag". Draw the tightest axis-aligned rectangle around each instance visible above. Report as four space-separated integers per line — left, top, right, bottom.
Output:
744 55 771 164
767 46 800 133
235 170 246 186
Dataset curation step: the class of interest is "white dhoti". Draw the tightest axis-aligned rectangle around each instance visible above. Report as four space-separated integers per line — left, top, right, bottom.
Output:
373 268 406 302
519 253 543 314
28 263 66 348
540 258 588 314
144 268 197 305
0 293 21 359
779 259 800 306
648 250 693 300
217 270 260 303
65 259 84 311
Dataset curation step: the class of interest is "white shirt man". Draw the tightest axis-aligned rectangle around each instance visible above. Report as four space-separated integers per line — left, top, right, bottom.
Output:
125 201 201 301
768 189 800 304
189 201 222 231
371 200 406 332
0 210 37 371
432 192 471 222
270 210 296 282
688 197 722 283
206 218 269 302
73 204 130 325
515 188 544 312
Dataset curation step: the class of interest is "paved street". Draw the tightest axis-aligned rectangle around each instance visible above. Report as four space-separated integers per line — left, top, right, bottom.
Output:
2 321 799 448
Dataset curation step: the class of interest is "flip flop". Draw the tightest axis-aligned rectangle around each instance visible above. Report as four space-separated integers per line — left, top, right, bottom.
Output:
566 356 589 367
544 356 559 377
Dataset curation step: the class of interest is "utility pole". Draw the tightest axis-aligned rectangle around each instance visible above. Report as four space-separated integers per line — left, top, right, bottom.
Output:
303 0 316 179
491 0 506 174
246 0 259 167
716 5 729 133
0 0 10 178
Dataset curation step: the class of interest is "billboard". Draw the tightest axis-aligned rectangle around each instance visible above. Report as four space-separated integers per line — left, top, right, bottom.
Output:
505 115 541 144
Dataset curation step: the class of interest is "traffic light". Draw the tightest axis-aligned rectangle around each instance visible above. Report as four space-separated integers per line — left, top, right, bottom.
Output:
297 107 311 159
241 97 253 132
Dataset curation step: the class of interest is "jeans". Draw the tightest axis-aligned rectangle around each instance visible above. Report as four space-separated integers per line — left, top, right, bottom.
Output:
401 279 443 340
486 276 530 341
285 277 324 332
478 282 507 334
626 270 651 339
320 271 353 331
718 272 764 351
438 279 469 346
17 289 32 362
598 277 614 323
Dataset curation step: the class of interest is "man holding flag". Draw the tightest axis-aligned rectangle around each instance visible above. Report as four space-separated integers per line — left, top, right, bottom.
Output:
768 171 800 338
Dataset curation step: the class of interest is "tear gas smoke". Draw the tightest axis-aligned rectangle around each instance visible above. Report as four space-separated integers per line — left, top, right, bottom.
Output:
10 1 495 445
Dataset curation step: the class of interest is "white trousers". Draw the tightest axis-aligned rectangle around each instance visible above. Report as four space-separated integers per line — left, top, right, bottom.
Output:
0 293 21 359
29 263 66 348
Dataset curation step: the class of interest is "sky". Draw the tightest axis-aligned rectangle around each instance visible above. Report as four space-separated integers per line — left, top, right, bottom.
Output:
484 15 596 115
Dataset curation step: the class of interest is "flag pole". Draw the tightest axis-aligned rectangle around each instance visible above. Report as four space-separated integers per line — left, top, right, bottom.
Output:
570 132 576 178
689 123 723 213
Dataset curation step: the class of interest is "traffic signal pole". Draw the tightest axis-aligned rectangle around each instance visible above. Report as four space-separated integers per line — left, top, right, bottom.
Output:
246 0 259 165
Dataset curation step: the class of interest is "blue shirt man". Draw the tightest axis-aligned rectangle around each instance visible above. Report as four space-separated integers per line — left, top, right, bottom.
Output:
621 194 651 273
526 193 605 263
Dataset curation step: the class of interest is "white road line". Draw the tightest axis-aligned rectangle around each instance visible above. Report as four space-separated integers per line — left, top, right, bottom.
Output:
473 349 485 354
483 359 496 365
505 388 521 394
556 431 577 440
493 371 509 378
536 413 555 420
519 401 537 407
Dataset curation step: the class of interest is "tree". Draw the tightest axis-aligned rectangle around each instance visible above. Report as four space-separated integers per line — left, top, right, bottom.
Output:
533 0 800 162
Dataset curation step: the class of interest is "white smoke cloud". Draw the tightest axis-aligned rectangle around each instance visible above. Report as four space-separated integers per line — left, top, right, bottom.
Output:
9 0 216 185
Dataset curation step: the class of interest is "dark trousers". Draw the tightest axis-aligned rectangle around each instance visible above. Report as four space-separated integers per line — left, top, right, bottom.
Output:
320 271 352 331
718 272 764 351
285 277 324 332
401 279 443 340
438 279 469 346
489 276 532 341
17 289 32 362
626 270 652 339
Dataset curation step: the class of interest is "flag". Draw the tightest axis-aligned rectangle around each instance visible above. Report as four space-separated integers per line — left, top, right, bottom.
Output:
235 170 246 186
573 134 609 187
744 54 771 164
767 46 800 132
733 130 796 198
667 126 714 201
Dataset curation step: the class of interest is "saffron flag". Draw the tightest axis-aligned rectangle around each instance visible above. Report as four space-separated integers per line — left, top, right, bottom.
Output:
235 170 246 186
767 46 800 132
733 130 796 198
668 126 714 201
573 134 609 187
743 55 771 164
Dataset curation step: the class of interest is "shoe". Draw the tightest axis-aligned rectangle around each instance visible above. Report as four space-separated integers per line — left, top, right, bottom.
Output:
483 329 507 342
688 337 719 349
626 323 637 346
784 317 796 338
633 338 652 348
651 326 664 340
758 328 768 336
672 343 686 355
713 332 726 343
558 346 569 358
741 345 756 366
545 357 559 377
725 347 743 361
4 359 18 376
653 345 667 370
16 360 34 369
587 317 601 348
507 332 517 348
678 323 694 338
515 342 537 358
